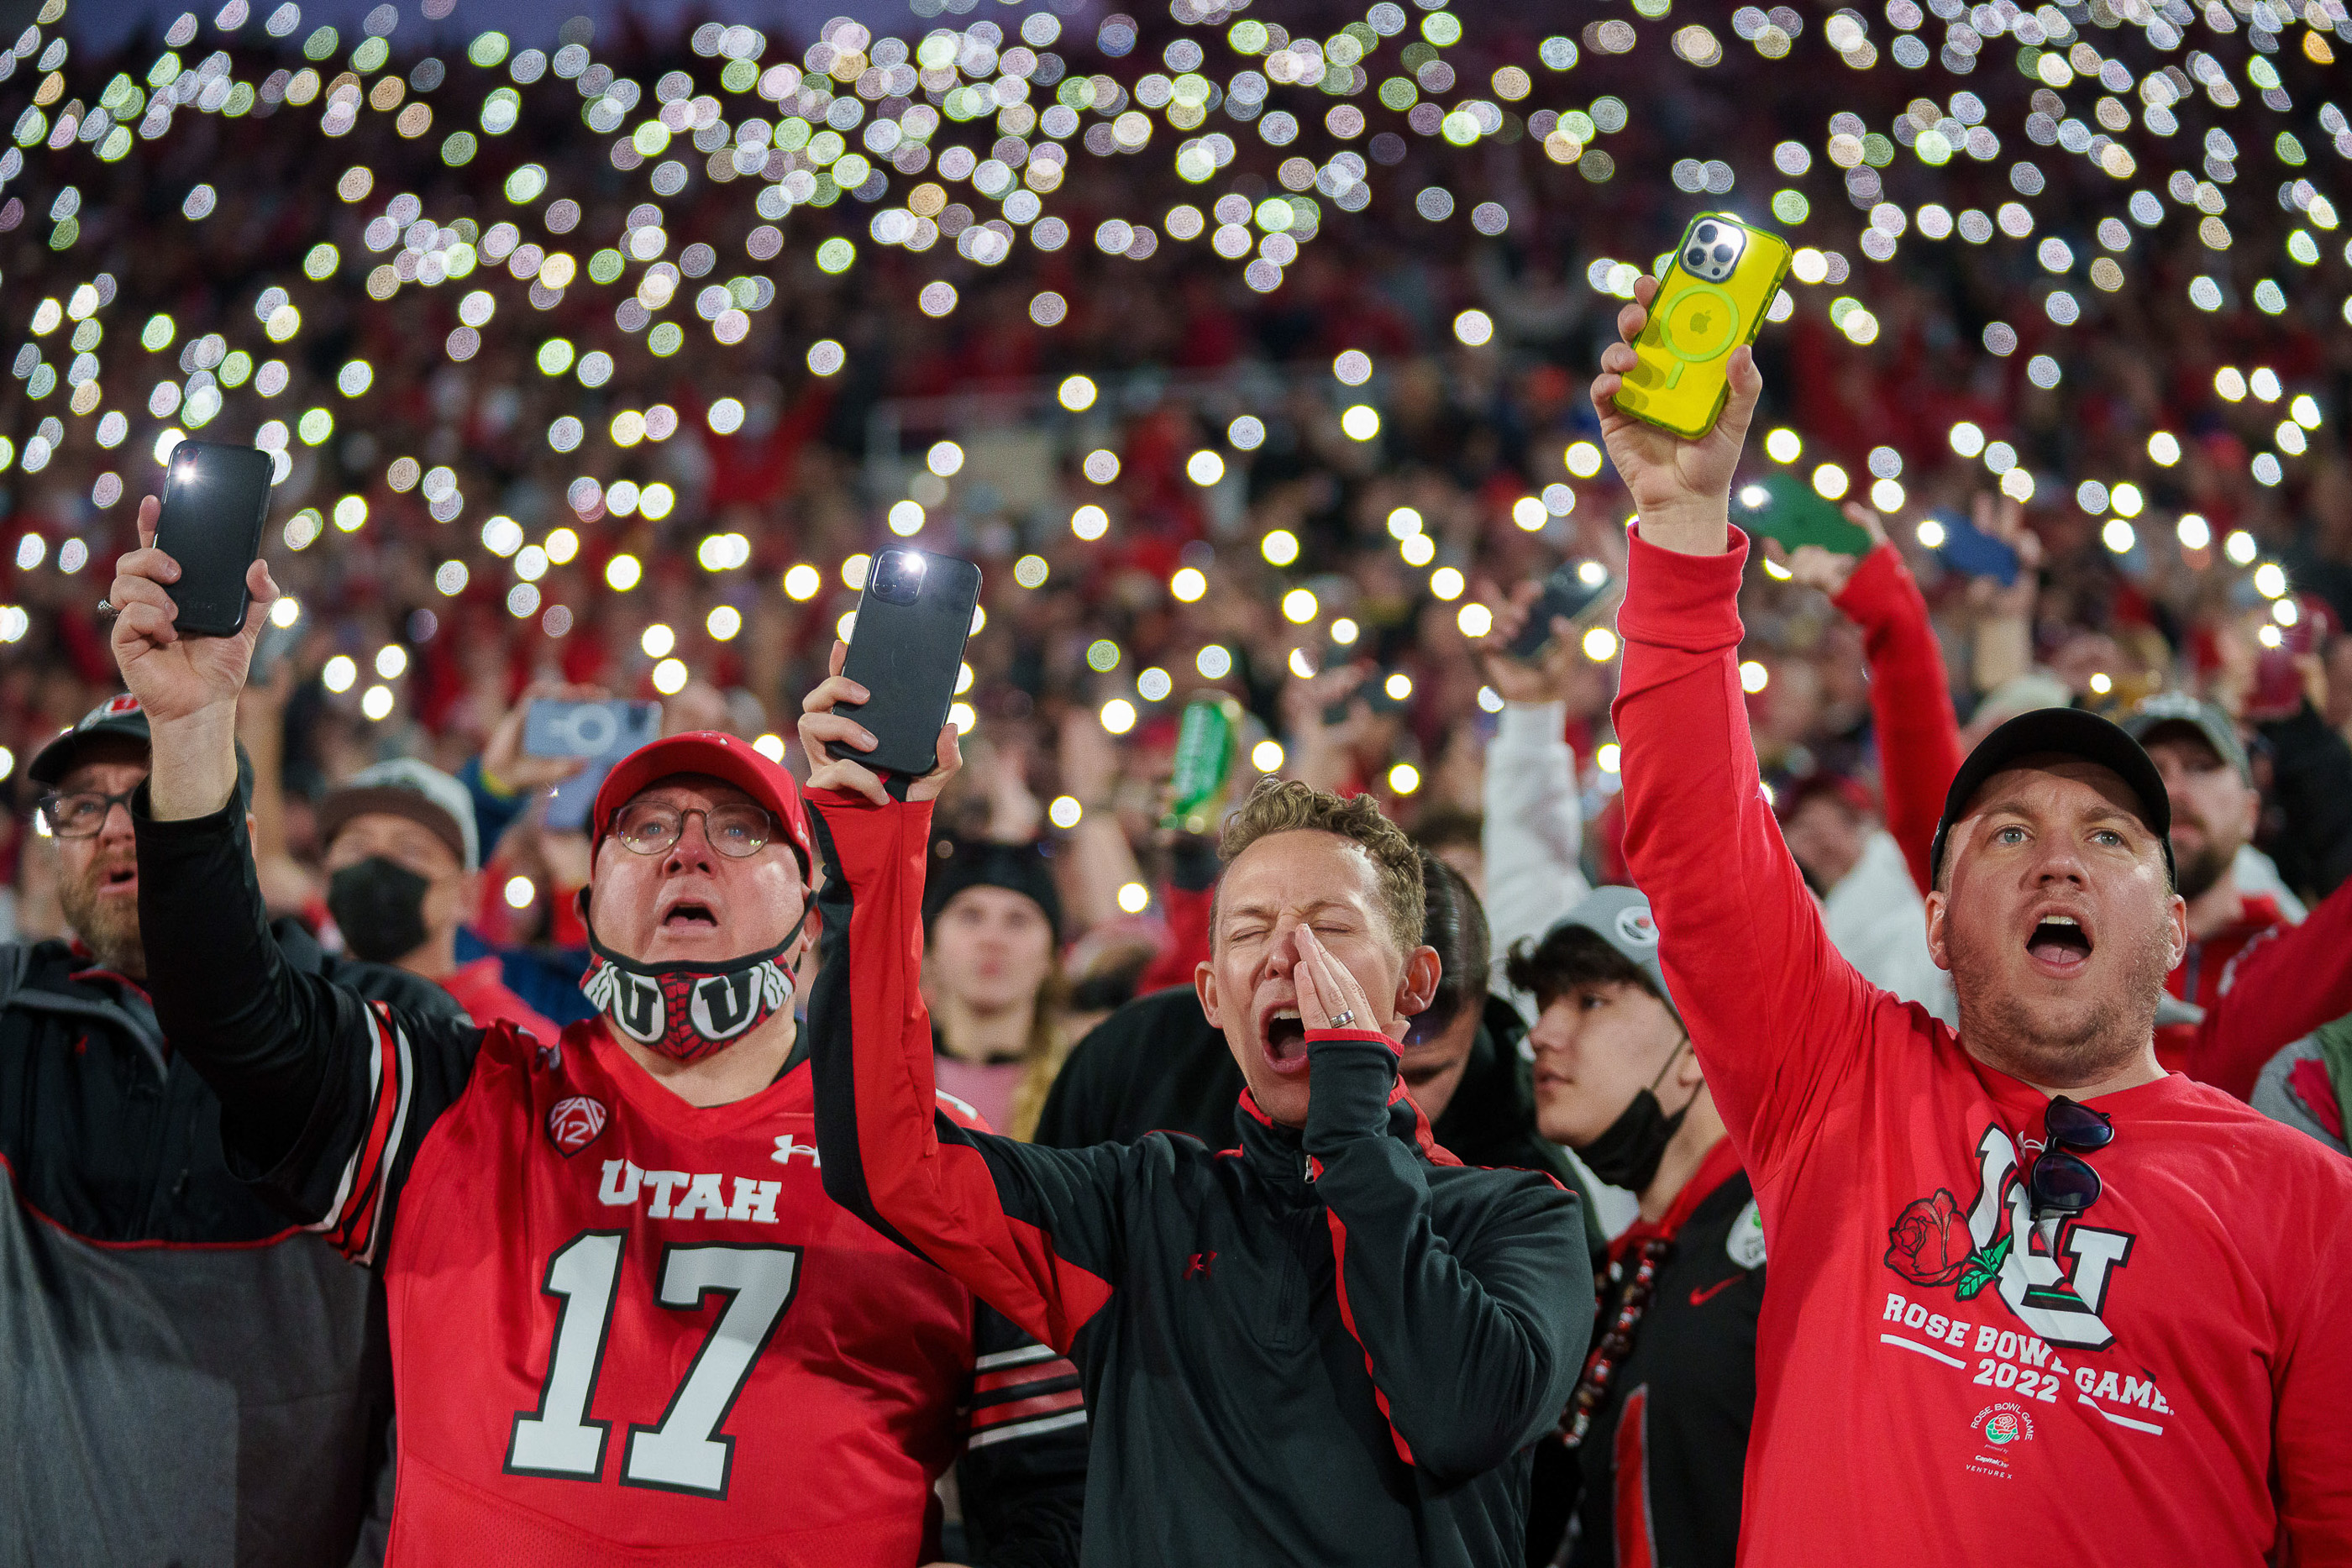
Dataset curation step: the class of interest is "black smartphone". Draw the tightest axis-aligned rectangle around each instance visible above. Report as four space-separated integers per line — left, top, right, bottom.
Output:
1505 561 1613 661
837 548 983 777
529 700 662 832
1932 509 2021 588
153 441 272 638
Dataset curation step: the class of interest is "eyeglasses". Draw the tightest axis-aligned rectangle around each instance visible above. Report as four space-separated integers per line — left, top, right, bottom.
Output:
37 789 139 839
612 801 774 860
2026 1095 2114 1219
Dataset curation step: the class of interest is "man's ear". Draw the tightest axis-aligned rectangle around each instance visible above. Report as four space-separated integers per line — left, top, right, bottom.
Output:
1394 945 1441 1020
2166 892 2188 971
1194 959 1222 1030
1924 889 1951 973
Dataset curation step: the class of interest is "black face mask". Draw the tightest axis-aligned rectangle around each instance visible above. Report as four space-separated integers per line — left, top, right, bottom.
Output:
328 857 433 964
1571 1040 1696 1193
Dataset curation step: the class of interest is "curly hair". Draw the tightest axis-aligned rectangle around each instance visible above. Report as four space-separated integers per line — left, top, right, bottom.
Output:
1213 777 1425 955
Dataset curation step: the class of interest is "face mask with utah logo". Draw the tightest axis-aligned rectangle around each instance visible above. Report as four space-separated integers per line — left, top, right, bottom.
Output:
578 915 800 1064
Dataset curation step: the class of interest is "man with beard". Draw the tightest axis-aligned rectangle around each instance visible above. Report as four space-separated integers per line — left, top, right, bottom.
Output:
318 758 558 1039
2117 693 2352 1099
0 695 456 1567
1593 277 2352 1560
108 505 1086 1565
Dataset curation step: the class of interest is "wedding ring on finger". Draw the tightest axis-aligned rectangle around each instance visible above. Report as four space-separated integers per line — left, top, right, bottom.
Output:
1328 1009 1355 1029
96 600 119 621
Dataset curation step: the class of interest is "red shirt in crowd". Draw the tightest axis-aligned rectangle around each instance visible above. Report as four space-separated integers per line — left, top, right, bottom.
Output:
1615 524 2352 1565
438 954 560 1043
2158 887 2352 1100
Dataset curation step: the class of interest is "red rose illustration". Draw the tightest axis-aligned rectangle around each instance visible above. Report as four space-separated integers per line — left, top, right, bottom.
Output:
1884 1188 1972 1287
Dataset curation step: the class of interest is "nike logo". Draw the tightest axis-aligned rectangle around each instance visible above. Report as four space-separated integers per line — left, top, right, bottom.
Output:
1689 1276 1745 1307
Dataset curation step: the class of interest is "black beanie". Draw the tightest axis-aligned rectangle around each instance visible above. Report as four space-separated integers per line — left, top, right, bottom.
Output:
922 838 1065 943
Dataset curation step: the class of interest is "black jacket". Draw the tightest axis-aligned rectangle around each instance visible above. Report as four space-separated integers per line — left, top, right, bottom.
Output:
0 926 443 1568
1544 1159 1764 1568
808 789 1596 1567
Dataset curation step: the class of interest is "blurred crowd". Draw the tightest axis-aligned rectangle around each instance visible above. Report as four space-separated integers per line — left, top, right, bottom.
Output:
3 6 2349 1062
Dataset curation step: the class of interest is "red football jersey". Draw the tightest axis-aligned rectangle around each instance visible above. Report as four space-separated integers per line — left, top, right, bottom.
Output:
323 1013 1055 1565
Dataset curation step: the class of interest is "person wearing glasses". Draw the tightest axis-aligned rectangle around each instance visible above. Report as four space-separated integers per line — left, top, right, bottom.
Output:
103 511 1087 1566
0 694 466 1566
1591 285 2352 1560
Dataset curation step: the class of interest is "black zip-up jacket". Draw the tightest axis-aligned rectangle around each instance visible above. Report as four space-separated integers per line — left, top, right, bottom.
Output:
807 789 1593 1567
1542 1156 1763 1568
0 926 444 1568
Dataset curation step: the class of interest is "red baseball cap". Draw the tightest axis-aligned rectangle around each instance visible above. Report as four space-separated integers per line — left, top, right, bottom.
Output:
591 731 813 878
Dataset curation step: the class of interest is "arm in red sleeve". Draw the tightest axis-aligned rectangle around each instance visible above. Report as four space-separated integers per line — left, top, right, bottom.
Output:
804 787 1123 1355
2186 877 2352 1101
1830 543 1963 898
1613 525 1887 1185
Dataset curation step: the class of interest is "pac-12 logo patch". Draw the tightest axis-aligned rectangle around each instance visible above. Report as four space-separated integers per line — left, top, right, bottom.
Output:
546 1095 609 1156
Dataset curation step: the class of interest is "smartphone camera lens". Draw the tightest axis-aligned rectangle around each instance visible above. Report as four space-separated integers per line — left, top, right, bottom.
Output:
560 704 617 755
1696 224 1717 244
1713 244 1735 265
1686 248 1706 268
872 549 927 606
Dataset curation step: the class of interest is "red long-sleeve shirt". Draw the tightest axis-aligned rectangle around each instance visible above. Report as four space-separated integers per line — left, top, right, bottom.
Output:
1829 543 1962 897
1615 523 2352 1565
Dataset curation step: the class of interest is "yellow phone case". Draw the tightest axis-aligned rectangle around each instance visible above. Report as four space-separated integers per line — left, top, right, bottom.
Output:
1614 213 1793 441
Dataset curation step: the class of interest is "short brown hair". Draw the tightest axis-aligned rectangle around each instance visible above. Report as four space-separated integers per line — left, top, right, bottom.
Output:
1214 778 1425 954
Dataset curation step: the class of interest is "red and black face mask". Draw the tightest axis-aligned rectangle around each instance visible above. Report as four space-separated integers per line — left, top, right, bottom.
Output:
579 919 801 1064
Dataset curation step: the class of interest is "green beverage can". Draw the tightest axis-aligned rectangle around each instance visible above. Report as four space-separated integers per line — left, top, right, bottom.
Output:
1165 694 1241 833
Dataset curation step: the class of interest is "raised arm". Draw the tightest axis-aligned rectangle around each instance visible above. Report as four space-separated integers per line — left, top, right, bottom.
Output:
800 650 1126 1355
1290 932 1590 1483
1593 280 1883 1182
110 497 478 1258
1472 579 1597 983
1827 538 1963 895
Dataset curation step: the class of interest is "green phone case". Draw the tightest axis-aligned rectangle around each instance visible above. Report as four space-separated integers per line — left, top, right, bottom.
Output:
1737 470 1874 555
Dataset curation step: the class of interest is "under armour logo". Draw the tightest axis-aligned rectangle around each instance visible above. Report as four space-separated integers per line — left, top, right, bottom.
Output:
772 1133 822 1167
1184 1251 1216 1280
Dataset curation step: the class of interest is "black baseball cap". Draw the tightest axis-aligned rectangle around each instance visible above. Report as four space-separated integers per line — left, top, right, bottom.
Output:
29 694 255 810
1929 707 2173 887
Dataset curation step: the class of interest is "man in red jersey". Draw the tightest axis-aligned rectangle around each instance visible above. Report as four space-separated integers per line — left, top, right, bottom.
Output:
104 503 1084 1565
1589 283 2352 1562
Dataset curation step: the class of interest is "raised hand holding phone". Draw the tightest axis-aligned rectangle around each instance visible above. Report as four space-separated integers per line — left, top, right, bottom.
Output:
801 642 963 806
1768 503 1889 597
108 492 279 819
109 492 279 724
1592 274 1764 556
